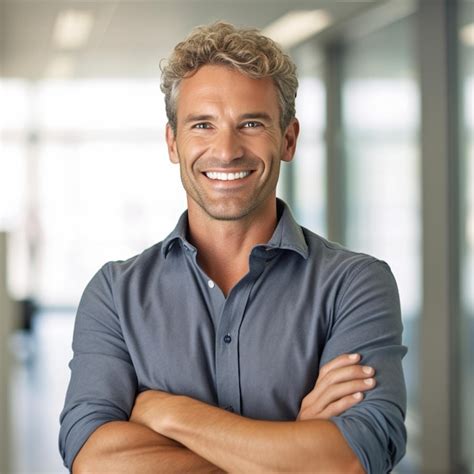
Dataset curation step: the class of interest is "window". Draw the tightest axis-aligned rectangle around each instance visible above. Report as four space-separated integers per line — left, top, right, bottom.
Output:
292 44 326 235
341 15 421 469
1 79 186 306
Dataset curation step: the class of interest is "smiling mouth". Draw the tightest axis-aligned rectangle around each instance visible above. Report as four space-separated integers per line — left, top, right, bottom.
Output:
204 171 252 181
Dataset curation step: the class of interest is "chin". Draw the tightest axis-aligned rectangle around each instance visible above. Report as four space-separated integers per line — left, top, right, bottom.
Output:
200 201 257 221
204 208 252 222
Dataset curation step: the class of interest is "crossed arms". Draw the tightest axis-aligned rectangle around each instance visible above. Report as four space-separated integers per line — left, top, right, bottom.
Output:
72 354 372 473
60 259 407 473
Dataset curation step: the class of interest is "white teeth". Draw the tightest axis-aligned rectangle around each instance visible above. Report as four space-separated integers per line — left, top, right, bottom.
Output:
205 171 251 181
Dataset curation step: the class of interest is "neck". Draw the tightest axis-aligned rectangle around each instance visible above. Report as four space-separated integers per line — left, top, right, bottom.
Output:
186 198 278 295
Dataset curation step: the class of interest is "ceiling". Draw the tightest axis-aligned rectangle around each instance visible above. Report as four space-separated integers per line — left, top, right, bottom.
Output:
0 0 383 80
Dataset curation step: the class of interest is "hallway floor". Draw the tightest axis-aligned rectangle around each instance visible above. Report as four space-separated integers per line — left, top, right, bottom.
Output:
10 310 73 473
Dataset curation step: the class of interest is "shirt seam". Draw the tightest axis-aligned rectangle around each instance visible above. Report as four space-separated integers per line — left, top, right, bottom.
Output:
334 258 381 315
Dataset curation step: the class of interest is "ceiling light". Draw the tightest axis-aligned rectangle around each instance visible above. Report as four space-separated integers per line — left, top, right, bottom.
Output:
262 10 332 49
53 10 94 49
460 22 474 47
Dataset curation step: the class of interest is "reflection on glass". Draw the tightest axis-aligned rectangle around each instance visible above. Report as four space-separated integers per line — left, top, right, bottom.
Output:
341 15 421 470
459 1 474 471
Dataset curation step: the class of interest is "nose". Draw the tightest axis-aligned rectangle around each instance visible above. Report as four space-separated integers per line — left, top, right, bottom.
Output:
211 127 244 163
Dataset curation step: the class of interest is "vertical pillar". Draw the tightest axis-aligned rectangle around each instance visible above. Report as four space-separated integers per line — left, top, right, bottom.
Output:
324 43 346 244
418 0 460 471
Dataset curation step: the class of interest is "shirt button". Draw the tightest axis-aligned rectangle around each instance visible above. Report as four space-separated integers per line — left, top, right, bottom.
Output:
208 279 215 289
223 334 232 344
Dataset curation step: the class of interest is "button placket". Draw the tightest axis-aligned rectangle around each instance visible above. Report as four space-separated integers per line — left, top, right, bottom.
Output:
215 259 266 415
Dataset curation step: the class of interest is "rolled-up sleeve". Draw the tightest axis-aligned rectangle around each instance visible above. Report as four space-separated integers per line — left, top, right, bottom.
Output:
321 259 408 473
59 262 138 471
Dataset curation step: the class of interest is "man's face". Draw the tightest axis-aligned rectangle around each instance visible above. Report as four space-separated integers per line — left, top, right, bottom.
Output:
166 64 299 221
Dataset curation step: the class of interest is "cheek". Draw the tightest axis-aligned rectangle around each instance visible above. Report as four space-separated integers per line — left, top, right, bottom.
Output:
178 138 210 163
249 133 282 155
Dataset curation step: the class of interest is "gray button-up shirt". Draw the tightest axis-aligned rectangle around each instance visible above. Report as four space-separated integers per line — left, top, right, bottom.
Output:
59 199 407 473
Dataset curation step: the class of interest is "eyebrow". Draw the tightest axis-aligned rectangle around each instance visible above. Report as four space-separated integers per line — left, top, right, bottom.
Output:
183 114 215 124
183 112 273 124
239 112 273 122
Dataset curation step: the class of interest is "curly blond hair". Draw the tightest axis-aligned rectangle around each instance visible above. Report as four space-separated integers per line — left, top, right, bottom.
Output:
161 21 298 134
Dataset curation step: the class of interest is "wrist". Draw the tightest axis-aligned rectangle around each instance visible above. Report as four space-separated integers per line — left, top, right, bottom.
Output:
152 394 188 436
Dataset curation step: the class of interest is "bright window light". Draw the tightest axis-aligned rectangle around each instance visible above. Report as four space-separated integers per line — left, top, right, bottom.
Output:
344 79 419 131
37 80 166 131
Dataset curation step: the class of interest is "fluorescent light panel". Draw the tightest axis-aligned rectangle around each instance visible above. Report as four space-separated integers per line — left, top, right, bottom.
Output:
262 10 332 49
53 9 94 49
460 22 474 47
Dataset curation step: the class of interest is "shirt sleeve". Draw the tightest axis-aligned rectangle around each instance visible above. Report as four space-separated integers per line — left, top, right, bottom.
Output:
320 259 408 474
58 262 138 471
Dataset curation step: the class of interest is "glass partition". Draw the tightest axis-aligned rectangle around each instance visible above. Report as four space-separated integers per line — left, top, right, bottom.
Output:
1 79 186 306
291 43 326 235
341 15 421 470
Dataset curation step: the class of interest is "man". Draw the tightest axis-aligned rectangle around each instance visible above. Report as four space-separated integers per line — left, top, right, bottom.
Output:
59 22 407 473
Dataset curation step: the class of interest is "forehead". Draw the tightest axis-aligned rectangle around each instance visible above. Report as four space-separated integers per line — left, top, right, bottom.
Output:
176 65 280 118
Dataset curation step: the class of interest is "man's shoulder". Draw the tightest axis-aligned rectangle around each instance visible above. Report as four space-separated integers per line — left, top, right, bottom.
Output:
301 226 389 279
99 240 166 284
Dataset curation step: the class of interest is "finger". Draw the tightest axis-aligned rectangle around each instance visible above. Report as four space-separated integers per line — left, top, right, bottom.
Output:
305 364 375 406
315 377 376 412
317 392 365 419
301 369 376 412
299 390 366 421
319 364 375 388
317 353 361 381
301 377 376 413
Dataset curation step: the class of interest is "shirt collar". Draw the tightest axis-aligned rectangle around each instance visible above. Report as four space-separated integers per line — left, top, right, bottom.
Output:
265 199 308 259
161 198 308 260
161 208 191 257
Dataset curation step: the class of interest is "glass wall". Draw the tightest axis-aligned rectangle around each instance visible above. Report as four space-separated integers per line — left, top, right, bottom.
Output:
340 15 421 470
0 80 186 307
458 0 474 470
1 78 187 472
291 43 326 235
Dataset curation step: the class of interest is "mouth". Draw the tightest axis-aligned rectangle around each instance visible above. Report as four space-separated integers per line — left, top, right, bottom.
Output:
203 171 253 182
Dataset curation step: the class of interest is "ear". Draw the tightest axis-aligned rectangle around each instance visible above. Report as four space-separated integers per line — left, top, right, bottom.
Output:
281 118 300 163
166 123 179 164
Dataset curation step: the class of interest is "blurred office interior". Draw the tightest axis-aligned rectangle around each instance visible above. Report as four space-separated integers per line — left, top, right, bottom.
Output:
0 0 472 472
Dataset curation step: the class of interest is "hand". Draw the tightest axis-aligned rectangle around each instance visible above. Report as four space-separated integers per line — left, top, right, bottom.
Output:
130 389 182 434
297 353 376 421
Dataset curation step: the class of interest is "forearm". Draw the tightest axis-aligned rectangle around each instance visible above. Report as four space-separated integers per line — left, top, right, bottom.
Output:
72 420 224 474
155 397 364 473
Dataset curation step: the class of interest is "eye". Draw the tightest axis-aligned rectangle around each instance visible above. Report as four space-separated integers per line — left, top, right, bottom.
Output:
242 121 262 129
193 122 212 129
